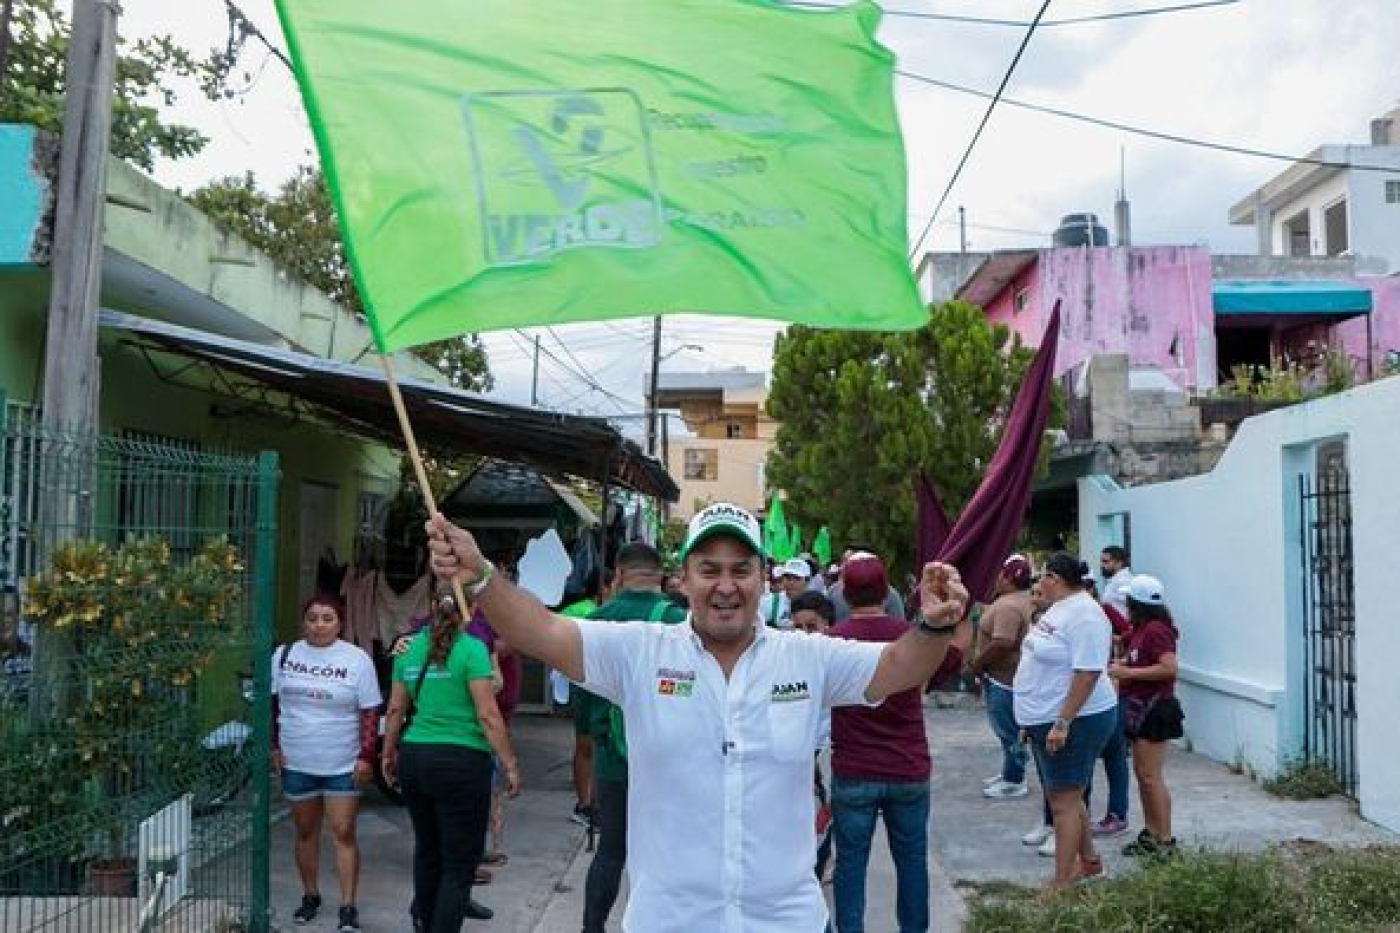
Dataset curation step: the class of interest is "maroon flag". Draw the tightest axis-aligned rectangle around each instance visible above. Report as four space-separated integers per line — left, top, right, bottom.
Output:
938 303 1062 604
915 471 951 573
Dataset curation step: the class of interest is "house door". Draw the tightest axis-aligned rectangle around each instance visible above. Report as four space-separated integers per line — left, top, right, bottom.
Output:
299 481 340 603
1297 441 1357 795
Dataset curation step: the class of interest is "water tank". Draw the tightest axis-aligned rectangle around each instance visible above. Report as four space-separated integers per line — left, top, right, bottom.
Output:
1053 212 1109 248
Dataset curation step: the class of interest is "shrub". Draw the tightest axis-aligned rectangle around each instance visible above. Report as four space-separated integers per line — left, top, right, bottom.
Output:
1262 758 1346 800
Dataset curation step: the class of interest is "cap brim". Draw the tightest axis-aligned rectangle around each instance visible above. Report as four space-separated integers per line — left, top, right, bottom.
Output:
680 524 762 561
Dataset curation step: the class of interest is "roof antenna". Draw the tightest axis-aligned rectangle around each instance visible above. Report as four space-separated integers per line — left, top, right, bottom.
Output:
1114 145 1132 248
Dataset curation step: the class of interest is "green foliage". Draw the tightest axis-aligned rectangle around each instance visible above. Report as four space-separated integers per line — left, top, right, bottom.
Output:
968 845 1400 932
766 301 1056 577
4 536 246 862
0 0 220 170
1262 757 1346 800
189 169 493 395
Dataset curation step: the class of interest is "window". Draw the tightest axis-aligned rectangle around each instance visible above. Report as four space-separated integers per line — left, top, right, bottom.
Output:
683 448 719 481
725 421 747 439
1386 179 1400 204
1013 287 1030 315
1323 200 1348 256
1283 209 1311 257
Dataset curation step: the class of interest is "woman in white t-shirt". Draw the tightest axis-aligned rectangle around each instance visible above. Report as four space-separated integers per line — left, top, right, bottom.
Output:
1013 553 1118 889
272 594 383 931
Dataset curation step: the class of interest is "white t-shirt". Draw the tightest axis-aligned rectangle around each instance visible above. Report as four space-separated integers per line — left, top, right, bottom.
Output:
757 592 792 629
1013 591 1117 727
580 619 882 932
273 639 383 776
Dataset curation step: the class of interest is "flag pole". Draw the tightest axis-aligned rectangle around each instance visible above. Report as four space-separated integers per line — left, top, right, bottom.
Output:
378 352 473 611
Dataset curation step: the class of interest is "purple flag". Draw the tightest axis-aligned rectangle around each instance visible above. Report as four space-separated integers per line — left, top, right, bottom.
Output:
937 303 1062 604
916 471 951 573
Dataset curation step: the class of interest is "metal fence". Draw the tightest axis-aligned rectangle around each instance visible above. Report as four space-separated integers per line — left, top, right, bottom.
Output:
0 397 278 932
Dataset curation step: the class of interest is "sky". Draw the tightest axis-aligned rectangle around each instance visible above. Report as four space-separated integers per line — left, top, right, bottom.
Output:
113 0 1400 428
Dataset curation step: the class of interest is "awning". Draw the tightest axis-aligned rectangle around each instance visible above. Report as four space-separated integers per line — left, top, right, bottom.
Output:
1213 281 1373 317
100 310 679 501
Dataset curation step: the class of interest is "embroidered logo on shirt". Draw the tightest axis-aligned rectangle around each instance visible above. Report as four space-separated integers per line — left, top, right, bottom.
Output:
656 666 696 697
771 680 811 702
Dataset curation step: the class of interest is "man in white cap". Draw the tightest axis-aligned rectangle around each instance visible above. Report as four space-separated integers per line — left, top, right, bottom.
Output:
758 557 813 629
423 503 967 932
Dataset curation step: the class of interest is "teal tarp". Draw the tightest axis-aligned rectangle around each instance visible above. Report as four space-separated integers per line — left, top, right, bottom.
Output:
1213 280 1372 316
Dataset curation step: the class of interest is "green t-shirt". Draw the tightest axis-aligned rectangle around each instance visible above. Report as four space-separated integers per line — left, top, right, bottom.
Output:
393 631 494 752
575 590 686 783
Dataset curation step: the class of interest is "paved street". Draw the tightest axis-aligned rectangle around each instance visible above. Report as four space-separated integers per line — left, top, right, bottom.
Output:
272 700 1397 932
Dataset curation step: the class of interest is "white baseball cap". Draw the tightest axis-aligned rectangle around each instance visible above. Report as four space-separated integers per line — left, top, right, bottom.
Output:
680 503 763 561
778 558 812 580
1120 573 1166 606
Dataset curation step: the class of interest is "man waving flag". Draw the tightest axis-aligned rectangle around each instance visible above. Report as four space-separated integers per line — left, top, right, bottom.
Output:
275 0 925 350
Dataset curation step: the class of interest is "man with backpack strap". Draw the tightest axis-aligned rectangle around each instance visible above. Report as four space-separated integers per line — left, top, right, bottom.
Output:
574 543 686 933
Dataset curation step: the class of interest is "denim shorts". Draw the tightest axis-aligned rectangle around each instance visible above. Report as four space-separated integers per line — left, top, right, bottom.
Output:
1025 706 1117 792
282 768 359 802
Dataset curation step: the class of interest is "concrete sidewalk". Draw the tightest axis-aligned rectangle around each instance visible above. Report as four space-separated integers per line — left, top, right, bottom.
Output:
269 702 1397 932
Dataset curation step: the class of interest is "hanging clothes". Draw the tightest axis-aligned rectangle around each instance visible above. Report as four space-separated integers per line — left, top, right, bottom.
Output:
373 571 433 647
340 566 381 652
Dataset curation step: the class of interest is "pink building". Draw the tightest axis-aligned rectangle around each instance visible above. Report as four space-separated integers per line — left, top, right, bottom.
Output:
930 245 1399 393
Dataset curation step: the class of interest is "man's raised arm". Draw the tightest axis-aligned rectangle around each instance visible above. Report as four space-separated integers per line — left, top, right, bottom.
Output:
425 513 586 682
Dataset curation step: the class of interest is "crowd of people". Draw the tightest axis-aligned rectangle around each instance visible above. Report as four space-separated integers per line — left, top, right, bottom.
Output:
269 502 1184 930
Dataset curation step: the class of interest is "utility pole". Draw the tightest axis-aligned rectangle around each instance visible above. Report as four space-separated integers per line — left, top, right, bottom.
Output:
41 0 118 440
646 315 661 457
0 0 16 101
958 205 967 254
530 334 540 406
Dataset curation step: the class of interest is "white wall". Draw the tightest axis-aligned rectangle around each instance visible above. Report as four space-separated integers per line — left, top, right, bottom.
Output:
1344 150 1400 273
1080 374 1400 833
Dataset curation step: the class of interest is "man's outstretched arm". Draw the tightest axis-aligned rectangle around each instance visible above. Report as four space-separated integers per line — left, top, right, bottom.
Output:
425 513 586 682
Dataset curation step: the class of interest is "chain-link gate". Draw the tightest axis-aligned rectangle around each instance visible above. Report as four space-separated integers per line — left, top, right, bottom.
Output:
0 395 278 932
1297 440 1357 797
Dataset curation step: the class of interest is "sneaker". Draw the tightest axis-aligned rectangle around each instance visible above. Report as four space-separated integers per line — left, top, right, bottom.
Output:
1022 824 1053 846
983 779 1029 799
292 894 321 924
1123 829 1179 858
983 773 1004 786
338 904 360 932
465 898 494 921
569 804 596 827
1038 834 1057 857
1078 854 1105 881
1092 814 1130 837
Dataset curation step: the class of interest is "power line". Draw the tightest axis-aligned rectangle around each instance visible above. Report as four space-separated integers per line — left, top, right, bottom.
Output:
908 0 1053 259
790 0 1238 28
897 67 1400 174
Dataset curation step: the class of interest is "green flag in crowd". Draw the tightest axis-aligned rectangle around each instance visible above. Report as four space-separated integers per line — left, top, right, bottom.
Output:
789 524 805 561
764 494 793 562
813 526 832 567
276 0 924 352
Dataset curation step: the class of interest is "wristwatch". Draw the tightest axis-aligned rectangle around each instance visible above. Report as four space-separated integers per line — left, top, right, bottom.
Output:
917 618 959 637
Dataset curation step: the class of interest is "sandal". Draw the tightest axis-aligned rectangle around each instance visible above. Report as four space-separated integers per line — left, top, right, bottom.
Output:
1077 854 1105 882
473 867 493 885
481 851 509 867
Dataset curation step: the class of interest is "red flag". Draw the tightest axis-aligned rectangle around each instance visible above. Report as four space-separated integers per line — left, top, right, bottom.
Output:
916 471 951 573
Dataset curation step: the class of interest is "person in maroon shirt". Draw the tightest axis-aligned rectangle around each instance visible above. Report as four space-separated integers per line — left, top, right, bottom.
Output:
829 553 931 933
1108 574 1184 858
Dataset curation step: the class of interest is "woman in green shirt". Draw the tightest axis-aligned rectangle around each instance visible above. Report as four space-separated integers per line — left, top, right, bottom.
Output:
382 594 521 931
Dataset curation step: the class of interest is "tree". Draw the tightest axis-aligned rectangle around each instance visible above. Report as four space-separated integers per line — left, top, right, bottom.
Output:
190 168 493 393
0 0 219 171
765 301 1055 577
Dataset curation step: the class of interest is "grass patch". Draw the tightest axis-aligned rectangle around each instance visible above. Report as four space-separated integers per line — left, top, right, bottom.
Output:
1263 758 1347 799
966 844 1400 933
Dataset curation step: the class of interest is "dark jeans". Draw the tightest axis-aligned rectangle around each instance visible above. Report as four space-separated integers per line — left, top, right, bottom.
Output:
831 776 930 933
582 776 627 933
400 742 493 933
1097 699 1131 821
984 680 1027 784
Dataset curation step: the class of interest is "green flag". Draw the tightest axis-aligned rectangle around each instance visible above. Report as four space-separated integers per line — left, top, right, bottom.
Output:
789 523 805 560
764 494 793 562
276 0 924 352
813 526 833 567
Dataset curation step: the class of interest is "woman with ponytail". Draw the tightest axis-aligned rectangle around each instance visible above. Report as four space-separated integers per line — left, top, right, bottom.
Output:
382 591 521 931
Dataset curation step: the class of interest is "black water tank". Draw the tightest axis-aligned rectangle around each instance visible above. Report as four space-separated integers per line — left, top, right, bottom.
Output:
1053 212 1109 247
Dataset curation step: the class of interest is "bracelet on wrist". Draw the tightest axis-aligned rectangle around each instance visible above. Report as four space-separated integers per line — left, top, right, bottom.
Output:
467 559 496 597
917 618 959 636
1052 717 1072 731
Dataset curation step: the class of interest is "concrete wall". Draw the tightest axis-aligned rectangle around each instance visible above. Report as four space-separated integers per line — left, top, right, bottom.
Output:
1345 153 1400 274
1079 374 1400 833
985 246 1215 391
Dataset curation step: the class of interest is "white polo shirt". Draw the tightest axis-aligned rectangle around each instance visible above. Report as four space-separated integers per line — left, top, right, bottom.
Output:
580 617 883 932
